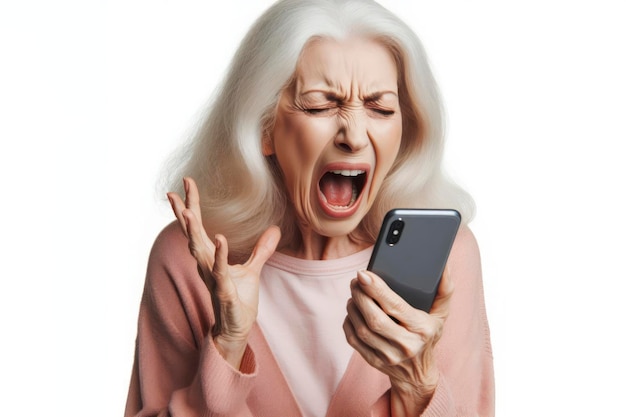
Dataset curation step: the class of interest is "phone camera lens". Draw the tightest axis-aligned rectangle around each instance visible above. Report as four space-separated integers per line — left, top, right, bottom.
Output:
386 219 404 246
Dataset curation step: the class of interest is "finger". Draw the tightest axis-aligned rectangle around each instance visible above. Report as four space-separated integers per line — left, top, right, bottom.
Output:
245 225 281 272
167 192 188 238
355 270 423 324
350 277 402 341
343 312 387 370
345 297 405 365
350 279 429 358
180 178 215 256
429 267 454 319
183 208 216 275
183 177 203 226
211 234 237 300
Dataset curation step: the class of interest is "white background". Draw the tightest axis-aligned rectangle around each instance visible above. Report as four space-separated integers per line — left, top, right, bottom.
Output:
1 1 625 416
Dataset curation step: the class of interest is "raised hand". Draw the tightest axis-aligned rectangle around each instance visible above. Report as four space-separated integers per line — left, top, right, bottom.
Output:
167 177 281 368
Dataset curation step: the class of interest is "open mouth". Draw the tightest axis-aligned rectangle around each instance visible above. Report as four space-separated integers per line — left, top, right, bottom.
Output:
319 169 367 209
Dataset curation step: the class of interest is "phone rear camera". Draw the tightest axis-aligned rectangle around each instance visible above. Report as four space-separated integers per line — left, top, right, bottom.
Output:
386 219 404 246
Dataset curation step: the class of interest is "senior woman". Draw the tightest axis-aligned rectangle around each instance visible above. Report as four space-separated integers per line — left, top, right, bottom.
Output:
125 0 494 416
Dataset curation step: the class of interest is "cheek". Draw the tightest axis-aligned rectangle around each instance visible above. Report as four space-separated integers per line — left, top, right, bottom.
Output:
276 117 336 167
273 116 334 196
371 120 403 167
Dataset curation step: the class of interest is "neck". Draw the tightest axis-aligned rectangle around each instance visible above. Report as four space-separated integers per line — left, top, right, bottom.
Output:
279 229 371 260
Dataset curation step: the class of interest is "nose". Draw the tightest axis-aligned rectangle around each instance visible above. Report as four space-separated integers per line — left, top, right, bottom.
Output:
334 110 369 153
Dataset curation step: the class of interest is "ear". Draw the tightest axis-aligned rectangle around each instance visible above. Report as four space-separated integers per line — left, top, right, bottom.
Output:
262 130 275 156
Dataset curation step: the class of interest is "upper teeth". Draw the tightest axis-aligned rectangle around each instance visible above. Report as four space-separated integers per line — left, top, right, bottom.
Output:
330 169 365 177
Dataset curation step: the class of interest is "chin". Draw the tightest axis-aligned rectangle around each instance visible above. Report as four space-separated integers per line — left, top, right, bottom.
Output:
315 209 368 238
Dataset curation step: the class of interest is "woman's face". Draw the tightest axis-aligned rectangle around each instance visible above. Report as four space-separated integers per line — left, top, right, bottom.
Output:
267 37 403 238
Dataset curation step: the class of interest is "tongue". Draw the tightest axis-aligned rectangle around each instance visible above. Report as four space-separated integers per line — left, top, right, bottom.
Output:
320 173 353 206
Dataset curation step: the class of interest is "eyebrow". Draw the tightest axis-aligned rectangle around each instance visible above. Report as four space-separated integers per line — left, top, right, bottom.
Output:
364 91 399 101
299 89 398 101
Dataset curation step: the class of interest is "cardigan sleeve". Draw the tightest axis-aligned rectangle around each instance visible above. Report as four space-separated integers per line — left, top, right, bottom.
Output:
124 222 258 417
371 227 495 417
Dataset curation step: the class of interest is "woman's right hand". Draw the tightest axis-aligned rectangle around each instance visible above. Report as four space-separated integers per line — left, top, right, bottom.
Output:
167 177 281 369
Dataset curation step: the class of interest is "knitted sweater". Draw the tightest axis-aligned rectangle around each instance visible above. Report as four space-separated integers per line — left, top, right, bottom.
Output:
124 222 495 416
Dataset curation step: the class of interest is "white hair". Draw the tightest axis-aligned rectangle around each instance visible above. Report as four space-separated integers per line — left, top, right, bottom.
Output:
163 0 475 261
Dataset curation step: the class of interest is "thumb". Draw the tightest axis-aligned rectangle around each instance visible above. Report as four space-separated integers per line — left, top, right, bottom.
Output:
246 225 281 271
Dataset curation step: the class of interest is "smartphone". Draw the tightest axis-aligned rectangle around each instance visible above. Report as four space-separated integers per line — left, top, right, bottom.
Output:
367 208 461 312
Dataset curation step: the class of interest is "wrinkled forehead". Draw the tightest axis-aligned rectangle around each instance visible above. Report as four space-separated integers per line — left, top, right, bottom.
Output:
293 37 399 98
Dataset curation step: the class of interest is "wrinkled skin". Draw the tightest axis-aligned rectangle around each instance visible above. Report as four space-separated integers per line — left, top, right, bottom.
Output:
265 37 403 260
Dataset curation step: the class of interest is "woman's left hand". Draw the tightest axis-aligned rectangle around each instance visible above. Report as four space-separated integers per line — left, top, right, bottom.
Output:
343 269 453 415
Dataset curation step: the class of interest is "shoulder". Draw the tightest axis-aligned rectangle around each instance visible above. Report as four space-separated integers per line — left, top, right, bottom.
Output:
446 225 483 292
140 222 214 350
450 225 480 257
149 221 192 263
145 221 199 292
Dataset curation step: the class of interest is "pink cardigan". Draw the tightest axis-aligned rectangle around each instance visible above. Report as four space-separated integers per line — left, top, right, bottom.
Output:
125 222 494 416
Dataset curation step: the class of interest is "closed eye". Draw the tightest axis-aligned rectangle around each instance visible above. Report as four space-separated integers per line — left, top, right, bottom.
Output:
373 109 395 116
303 106 340 116
304 108 331 114
368 107 396 117
365 98 397 117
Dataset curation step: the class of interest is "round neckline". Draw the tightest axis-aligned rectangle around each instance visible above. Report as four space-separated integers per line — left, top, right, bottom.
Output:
265 246 373 276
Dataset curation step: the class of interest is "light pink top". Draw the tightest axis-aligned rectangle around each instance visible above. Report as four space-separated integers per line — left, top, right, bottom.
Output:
258 248 372 417
125 222 495 416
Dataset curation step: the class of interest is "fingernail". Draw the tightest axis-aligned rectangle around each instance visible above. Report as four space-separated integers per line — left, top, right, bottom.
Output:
167 194 174 207
183 177 189 194
357 270 372 285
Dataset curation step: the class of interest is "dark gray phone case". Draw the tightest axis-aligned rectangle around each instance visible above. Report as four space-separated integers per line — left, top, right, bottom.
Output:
367 209 461 312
